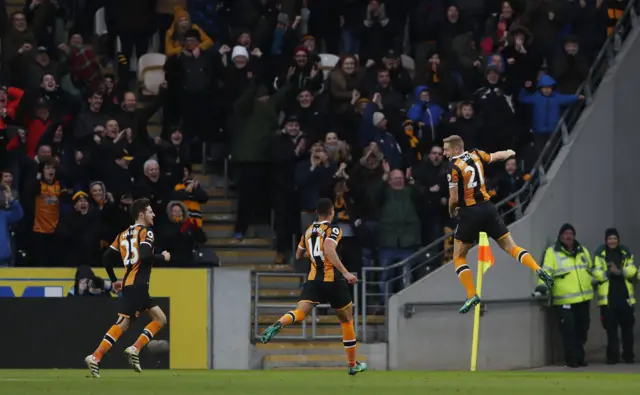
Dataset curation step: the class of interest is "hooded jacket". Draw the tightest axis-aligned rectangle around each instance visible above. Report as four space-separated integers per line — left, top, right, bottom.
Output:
158 201 207 266
407 85 445 135
518 74 580 134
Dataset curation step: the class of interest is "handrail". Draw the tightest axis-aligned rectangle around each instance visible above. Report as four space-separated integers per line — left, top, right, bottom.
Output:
403 296 548 318
359 1 640 342
252 272 359 341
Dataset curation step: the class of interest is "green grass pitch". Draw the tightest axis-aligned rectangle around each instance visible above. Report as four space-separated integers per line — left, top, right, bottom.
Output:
1 370 638 395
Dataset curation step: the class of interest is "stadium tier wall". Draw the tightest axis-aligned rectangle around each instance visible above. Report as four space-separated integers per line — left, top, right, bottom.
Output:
0 267 256 370
387 25 640 371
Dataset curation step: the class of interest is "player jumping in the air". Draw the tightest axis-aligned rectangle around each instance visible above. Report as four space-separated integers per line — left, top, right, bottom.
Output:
260 198 367 376
443 135 554 314
85 198 171 378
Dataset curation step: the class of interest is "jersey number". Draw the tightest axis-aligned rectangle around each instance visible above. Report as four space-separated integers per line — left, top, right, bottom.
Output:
307 237 324 260
464 163 484 188
121 238 139 266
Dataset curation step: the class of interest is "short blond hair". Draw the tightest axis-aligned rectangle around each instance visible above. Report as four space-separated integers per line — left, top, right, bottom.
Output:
443 135 464 150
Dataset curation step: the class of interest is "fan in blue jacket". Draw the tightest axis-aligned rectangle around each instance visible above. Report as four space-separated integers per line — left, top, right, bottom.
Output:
407 85 445 139
518 74 584 134
0 199 23 264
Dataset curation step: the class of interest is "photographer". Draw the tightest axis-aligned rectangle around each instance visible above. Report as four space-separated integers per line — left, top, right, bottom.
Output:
67 266 112 297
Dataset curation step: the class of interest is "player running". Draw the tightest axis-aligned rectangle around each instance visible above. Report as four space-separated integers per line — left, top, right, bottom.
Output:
85 198 171 378
443 135 554 314
260 198 367 376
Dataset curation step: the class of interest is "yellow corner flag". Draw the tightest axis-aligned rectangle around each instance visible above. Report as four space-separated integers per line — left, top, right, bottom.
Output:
470 232 495 372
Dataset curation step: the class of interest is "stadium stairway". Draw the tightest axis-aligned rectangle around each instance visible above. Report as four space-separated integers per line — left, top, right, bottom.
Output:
146 109 384 370
252 278 384 369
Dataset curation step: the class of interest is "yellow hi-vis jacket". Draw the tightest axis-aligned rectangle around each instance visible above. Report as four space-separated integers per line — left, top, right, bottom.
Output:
539 241 594 305
592 245 637 306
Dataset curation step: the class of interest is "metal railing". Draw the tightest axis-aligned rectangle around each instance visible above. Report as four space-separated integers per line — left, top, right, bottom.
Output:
252 272 359 341
360 1 640 343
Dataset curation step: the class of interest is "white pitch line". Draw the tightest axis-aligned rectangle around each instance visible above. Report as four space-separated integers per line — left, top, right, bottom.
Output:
0 378 55 382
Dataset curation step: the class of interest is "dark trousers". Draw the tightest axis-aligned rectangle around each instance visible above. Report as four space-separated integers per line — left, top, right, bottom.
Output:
119 31 151 88
601 303 635 363
31 232 59 267
120 31 151 61
273 189 299 254
234 163 270 235
156 13 174 54
533 133 552 158
555 300 591 366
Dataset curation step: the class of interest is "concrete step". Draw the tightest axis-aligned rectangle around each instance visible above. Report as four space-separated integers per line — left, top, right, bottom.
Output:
236 264 293 272
254 315 385 325
263 354 368 369
203 213 236 224
252 289 300 299
255 341 343 351
253 275 303 289
252 300 298 314
203 224 272 239
201 199 237 214
216 249 278 265
205 187 236 198
207 237 271 249
256 325 342 337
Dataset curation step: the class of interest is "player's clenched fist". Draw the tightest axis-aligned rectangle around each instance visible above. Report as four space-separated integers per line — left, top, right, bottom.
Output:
112 281 123 293
343 272 357 284
161 251 171 261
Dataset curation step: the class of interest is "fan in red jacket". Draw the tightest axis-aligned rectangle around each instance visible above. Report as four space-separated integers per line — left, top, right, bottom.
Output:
0 86 25 129
6 98 53 158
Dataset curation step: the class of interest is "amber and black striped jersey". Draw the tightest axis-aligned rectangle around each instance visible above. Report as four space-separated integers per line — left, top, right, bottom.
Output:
448 149 493 207
297 221 343 282
109 224 155 287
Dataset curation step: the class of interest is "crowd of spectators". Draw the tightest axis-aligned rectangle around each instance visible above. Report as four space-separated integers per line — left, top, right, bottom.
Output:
0 0 624 282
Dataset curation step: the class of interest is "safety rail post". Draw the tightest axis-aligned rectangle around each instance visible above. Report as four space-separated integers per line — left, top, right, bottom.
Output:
253 273 260 339
201 142 207 176
353 281 359 335
361 266 368 342
223 156 229 199
560 120 570 146
270 210 276 249
311 305 317 338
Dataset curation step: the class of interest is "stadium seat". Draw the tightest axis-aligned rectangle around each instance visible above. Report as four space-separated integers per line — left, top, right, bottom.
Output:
138 53 166 96
318 53 339 79
95 8 108 36
401 54 415 78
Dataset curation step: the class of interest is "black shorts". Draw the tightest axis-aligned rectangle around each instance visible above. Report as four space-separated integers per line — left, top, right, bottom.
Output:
299 280 352 310
119 285 157 318
455 201 509 244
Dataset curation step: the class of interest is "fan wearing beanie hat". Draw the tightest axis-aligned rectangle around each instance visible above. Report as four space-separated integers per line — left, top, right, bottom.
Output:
557 223 576 250
372 112 386 128
593 226 637 364
165 6 213 57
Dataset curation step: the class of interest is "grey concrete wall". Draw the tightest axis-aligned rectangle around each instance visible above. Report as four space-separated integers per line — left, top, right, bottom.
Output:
212 268 252 369
388 26 640 370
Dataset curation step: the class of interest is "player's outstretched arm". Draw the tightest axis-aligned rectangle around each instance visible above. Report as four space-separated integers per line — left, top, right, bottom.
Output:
490 149 516 162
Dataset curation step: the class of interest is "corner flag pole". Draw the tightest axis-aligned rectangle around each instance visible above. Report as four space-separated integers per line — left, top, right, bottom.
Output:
470 232 495 372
